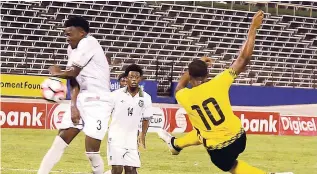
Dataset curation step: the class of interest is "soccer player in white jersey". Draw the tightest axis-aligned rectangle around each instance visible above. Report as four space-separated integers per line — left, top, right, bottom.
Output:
105 64 152 174
38 16 111 174
118 72 127 88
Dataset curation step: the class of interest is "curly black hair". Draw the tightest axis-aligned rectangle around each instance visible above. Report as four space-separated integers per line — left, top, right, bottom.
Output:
64 16 90 33
118 73 127 81
124 64 143 77
188 59 208 78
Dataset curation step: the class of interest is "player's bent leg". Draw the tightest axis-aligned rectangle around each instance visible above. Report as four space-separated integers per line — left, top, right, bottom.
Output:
58 127 81 144
38 128 80 174
84 132 106 174
230 160 266 174
158 129 201 155
157 129 181 155
174 129 202 149
207 132 267 174
78 95 112 174
230 161 294 174
209 134 285 174
85 136 104 174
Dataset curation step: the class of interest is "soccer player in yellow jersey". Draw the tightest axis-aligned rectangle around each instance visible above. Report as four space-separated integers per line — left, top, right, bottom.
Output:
158 10 293 174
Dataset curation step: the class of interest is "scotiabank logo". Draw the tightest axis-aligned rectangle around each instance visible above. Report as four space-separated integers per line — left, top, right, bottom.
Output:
241 114 278 133
47 103 69 130
280 116 317 136
171 108 188 133
236 111 280 135
0 102 45 129
169 108 193 133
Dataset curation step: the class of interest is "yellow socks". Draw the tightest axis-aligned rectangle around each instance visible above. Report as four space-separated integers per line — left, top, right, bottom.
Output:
174 130 202 149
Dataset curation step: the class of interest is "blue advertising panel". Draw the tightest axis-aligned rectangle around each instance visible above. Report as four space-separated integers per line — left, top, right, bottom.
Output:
66 80 317 106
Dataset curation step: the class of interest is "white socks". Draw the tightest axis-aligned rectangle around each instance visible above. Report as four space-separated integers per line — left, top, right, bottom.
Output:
38 136 68 174
86 152 104 174
38 136 105 174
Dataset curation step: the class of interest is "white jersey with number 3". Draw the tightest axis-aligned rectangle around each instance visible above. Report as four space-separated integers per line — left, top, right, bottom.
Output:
108 87 153 149
67 35 110 94
59 35 112 141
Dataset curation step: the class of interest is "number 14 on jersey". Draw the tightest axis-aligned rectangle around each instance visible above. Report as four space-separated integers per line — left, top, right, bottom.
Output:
128 107 134 116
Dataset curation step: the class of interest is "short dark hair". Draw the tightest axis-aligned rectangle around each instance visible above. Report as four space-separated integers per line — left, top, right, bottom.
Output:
188 59 208 78
64 16 90 33
118 73 127 81
125 64 143 76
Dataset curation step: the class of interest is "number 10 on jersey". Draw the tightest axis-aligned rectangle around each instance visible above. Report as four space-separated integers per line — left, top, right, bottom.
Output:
191 97 225 130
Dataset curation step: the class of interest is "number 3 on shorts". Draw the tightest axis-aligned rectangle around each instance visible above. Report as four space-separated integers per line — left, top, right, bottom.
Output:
97 120 102 130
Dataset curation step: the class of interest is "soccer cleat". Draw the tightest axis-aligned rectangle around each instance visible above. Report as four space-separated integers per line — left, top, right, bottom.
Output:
157 129 181 155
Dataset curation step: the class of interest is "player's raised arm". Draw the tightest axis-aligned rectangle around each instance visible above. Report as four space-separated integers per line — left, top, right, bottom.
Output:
174 71 190 95
230 10 264 75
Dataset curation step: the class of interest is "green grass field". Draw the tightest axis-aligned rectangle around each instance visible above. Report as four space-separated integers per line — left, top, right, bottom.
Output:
1 129 317 174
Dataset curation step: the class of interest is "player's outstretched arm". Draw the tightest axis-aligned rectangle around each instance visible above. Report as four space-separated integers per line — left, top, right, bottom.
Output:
230 10 264 75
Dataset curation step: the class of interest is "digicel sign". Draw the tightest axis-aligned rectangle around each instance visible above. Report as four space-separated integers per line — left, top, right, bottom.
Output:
280 116 317 136
0 102 46 129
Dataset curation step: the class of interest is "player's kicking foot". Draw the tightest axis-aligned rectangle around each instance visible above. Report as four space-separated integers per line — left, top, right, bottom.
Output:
157 129 182 155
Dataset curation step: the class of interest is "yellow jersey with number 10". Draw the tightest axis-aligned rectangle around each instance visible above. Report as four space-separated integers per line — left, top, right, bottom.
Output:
175 69 244 149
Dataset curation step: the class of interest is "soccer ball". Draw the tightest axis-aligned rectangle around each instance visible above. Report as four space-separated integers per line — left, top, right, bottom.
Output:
41 77 67 103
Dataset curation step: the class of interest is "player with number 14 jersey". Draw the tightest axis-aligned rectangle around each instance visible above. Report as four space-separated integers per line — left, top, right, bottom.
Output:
105 64 152 174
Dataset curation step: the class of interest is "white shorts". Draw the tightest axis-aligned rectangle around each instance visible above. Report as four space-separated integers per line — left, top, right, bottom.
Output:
55 106 84 130
107 146 141 168
57 92 112 141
